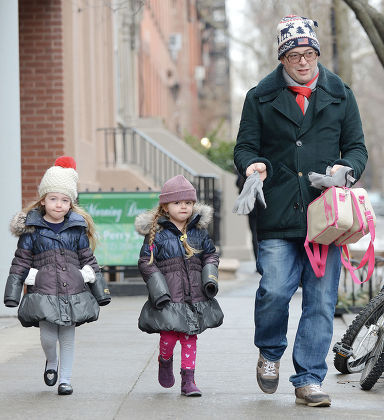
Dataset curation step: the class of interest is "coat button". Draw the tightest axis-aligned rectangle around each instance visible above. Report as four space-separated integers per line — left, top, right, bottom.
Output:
298 172 303 177
63 282 67 287
62 267 66 271
293 202 300 209
296 140 302 146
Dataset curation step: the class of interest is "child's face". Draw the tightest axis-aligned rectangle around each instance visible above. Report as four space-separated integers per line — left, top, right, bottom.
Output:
165 201 194 228
41 192 71 223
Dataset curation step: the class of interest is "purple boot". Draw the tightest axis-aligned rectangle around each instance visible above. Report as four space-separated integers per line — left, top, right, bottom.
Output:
158 356 175 388
180 369 202 397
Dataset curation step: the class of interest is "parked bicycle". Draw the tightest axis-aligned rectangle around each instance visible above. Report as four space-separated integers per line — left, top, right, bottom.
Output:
333 287 384 390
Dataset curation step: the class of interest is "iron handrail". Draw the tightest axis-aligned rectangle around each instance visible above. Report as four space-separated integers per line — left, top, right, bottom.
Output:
97 126 221 246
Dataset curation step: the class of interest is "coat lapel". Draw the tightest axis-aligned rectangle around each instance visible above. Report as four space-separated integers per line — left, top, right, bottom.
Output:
298 88 341 138
314 87 342 115
255 63 344 135
270 89 303 127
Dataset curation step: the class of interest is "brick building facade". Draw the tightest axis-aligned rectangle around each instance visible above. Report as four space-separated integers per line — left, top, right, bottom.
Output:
16 0 231 202
139 0 205 137
18 0 115 206
19 0 65 204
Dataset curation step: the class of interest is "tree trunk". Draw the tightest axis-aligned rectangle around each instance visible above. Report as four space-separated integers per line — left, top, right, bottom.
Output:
333 0 353 85
343 0 384 67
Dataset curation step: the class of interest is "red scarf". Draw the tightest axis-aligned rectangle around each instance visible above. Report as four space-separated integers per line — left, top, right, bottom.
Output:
288 72 319 114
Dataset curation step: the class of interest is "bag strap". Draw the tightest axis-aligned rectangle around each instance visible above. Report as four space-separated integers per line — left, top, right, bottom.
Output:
340 209 375 284
304 237 329 278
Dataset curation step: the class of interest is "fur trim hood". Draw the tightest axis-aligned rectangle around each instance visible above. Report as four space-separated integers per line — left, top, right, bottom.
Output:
9 209 87 237
10 212 34 237
135 202 213 236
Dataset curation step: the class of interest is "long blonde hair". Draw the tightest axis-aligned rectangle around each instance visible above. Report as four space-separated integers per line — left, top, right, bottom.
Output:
23 196 98 251
147 204 199 264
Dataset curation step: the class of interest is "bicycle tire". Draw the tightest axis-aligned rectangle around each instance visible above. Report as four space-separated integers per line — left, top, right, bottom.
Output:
359 321 384 390
334 290 384 374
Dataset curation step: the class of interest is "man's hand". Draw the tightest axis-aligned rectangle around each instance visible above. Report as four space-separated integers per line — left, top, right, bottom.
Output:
330 164 343 176
233 171 266 214
246 162 267 180
308 165 355 190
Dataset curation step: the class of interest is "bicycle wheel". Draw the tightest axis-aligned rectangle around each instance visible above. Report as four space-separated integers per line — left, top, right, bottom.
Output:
359 315 384 390
333 290 384 374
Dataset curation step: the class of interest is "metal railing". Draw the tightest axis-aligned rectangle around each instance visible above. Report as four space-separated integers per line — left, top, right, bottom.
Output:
97 126 221 246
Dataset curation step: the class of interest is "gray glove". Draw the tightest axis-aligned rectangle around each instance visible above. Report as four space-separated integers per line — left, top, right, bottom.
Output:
308 166 355 190
233 171 266 215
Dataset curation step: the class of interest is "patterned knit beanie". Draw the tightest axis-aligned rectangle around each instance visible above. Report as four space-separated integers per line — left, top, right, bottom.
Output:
38 156 78 203
159 175 197 204
277 15 320 59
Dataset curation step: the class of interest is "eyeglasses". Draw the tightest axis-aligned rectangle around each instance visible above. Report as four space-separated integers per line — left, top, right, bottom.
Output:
285 50 318 64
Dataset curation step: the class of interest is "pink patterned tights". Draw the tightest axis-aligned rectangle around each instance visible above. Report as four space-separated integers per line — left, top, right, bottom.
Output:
159 331 197 370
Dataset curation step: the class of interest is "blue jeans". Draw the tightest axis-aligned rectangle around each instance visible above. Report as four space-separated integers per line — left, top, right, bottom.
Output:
254 239 341 388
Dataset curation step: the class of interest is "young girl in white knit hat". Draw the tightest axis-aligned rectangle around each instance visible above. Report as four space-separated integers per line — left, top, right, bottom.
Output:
4 156 111 395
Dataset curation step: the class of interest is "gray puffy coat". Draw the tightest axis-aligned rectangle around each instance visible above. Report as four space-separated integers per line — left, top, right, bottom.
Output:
4 209 111 327
135 203 224 335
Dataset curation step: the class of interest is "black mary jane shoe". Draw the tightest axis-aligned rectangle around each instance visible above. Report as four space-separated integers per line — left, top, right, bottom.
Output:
44 361 58 386
58 383 73 395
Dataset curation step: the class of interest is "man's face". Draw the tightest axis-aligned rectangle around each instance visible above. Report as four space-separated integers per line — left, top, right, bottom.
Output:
280 46 318 84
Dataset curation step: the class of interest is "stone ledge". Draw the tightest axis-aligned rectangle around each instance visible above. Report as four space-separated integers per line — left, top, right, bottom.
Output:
219 258 240 280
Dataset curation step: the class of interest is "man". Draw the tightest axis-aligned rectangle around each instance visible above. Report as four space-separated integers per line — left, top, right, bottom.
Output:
234 15 367 407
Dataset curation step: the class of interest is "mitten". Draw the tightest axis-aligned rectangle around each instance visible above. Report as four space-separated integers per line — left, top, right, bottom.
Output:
88 272 111 306
4 274 24 307
233 171 266 215
308 166 355 190
25 268 38 286
146 272 171 309
80 265 96 283
202 264 219 299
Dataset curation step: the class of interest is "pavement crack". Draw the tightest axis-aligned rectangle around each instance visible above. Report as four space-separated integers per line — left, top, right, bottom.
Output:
113 348 156 419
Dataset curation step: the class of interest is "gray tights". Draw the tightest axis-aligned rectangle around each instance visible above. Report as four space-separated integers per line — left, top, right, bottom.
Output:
39 321 75 384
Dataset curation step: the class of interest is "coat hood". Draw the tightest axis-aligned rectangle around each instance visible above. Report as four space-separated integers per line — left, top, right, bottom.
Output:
135 202 213 236
10 209 87 237
10 212 34 237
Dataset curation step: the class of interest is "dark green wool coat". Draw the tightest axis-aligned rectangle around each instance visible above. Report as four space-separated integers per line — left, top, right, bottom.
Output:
234 63 368 240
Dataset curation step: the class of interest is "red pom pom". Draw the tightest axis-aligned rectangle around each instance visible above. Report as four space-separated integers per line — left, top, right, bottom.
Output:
54 156 77 170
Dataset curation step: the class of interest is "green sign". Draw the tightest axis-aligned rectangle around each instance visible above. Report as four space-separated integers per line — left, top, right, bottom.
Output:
78 192 159 266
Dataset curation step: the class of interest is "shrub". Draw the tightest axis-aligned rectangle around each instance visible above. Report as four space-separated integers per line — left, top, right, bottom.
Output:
184 120 235 173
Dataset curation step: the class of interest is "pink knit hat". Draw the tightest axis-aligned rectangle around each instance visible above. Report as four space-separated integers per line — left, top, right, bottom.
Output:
159 175 197 204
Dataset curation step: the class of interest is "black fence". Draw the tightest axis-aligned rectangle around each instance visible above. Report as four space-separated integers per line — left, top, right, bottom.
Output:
336 255 384 315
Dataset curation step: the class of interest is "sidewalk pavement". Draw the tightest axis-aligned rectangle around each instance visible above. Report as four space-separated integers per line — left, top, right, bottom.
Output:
0 261 383 420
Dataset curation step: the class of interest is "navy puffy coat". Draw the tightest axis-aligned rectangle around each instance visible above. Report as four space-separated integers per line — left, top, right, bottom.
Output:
4 209 111 327
135 203 224 335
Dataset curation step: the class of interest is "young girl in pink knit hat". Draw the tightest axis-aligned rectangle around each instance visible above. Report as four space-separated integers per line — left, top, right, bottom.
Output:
4 157 111 396
135 175 224 396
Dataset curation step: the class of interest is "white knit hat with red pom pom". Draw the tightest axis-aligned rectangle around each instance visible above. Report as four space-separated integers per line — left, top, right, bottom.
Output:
38 156 79 203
